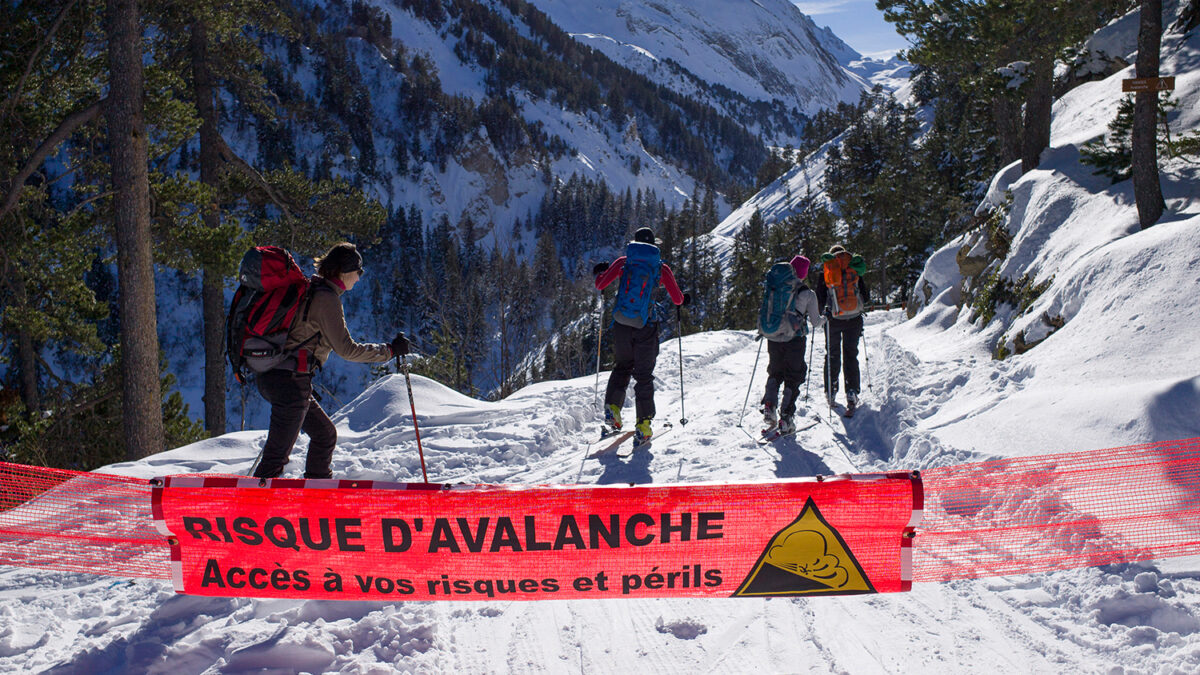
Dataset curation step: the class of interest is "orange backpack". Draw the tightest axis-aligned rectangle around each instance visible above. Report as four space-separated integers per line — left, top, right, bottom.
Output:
823 253 861 318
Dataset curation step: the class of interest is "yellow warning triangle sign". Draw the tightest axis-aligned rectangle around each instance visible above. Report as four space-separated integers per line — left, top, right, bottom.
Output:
733 496 875 597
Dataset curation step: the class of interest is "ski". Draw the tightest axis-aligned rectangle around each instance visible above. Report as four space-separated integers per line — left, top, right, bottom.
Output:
589 430 635 458
589 421 675 458
758 429 789 444
620 421 675 456
758 420 817 444
598 426 624 441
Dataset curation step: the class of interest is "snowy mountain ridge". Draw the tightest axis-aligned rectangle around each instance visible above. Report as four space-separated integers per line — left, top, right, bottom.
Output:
528 0 871 131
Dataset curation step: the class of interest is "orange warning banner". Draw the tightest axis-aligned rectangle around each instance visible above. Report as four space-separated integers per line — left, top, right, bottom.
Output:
152 473 922 600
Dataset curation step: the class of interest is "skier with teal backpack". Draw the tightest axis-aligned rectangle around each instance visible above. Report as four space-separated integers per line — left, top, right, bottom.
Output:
593 227 687 447
757 255 823 437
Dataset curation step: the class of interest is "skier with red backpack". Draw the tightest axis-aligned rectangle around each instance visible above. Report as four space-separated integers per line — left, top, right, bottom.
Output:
592 227 687 447
227 242 409 479
815 245 869 417
757 255 824 437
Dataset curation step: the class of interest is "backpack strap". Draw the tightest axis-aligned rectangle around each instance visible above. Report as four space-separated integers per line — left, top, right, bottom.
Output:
292 279 329 373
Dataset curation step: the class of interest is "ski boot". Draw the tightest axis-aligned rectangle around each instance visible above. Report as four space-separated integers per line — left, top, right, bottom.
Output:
633 418 653 448
761 402 778 432
778 416 796 435
845 391 858 418
603 404 623 437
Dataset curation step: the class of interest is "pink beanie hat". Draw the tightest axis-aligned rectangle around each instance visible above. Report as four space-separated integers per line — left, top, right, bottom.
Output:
790 254 811 279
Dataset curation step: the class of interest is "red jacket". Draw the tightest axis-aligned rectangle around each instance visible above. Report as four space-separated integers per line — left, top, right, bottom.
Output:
594 256 685 305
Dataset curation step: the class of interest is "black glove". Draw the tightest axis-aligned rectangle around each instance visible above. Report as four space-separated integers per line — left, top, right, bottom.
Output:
390 332 410 357
592 261 609 276
680 292 692 307
755 333 763 342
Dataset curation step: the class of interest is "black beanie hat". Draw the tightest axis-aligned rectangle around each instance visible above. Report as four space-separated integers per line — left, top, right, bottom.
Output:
634 227 656 244
317 242 363 277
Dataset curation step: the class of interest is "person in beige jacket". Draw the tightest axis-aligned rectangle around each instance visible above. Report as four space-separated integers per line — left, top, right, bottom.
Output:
253 242 409 479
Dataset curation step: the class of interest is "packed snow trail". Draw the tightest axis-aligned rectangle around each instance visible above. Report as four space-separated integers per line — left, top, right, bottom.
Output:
233 325 875 489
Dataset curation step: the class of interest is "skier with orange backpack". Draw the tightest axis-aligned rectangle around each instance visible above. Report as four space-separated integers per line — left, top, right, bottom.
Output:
592 227 687 447
815 245 870 417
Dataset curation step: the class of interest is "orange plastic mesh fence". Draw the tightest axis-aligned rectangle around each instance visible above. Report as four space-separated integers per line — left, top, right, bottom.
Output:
2 437 1199 586
912 437 1200 581
0 462 169 579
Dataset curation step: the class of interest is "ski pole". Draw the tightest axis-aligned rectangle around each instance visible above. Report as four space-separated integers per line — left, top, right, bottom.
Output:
594 292 604 410
397 352 429 483
862 330 872 392
676 304 687 426
739 336 764 427
825 321 833 424
247 448 263 477
804 327 815 402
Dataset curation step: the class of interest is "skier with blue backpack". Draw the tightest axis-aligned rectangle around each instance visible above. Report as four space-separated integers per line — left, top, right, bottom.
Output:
592 227 687 447
757 255 824 437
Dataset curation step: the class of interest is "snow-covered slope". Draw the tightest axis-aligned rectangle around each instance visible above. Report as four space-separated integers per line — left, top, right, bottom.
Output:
528 0 867 117
900 5 1200 460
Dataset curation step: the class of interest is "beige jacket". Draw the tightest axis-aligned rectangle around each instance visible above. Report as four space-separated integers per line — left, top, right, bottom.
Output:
286 276 391 373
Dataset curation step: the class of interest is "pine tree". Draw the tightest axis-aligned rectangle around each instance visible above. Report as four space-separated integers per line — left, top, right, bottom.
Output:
723 209 771 329
880 0 1129 175
0 1 108 421
825 88 936 301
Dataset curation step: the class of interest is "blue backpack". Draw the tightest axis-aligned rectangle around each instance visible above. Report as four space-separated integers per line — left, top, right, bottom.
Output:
612 242 662 328
758 262 801 341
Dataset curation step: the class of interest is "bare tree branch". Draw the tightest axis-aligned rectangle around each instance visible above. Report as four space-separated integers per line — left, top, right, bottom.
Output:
211 132 296 221
0 98 104 222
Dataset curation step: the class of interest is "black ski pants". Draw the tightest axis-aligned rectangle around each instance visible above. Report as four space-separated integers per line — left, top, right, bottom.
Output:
605 321 660 422
254 369 337 479
823 316 863 397
762 335 808 419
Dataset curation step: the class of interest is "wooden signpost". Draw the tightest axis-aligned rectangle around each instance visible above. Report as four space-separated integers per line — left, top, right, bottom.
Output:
1122 76 1176 92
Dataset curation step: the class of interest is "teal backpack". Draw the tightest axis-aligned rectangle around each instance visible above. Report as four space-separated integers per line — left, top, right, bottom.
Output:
612 242 662 328
758 261 801 341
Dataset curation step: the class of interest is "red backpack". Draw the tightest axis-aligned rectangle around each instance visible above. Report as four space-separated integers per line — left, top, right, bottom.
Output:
225 246 310 383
